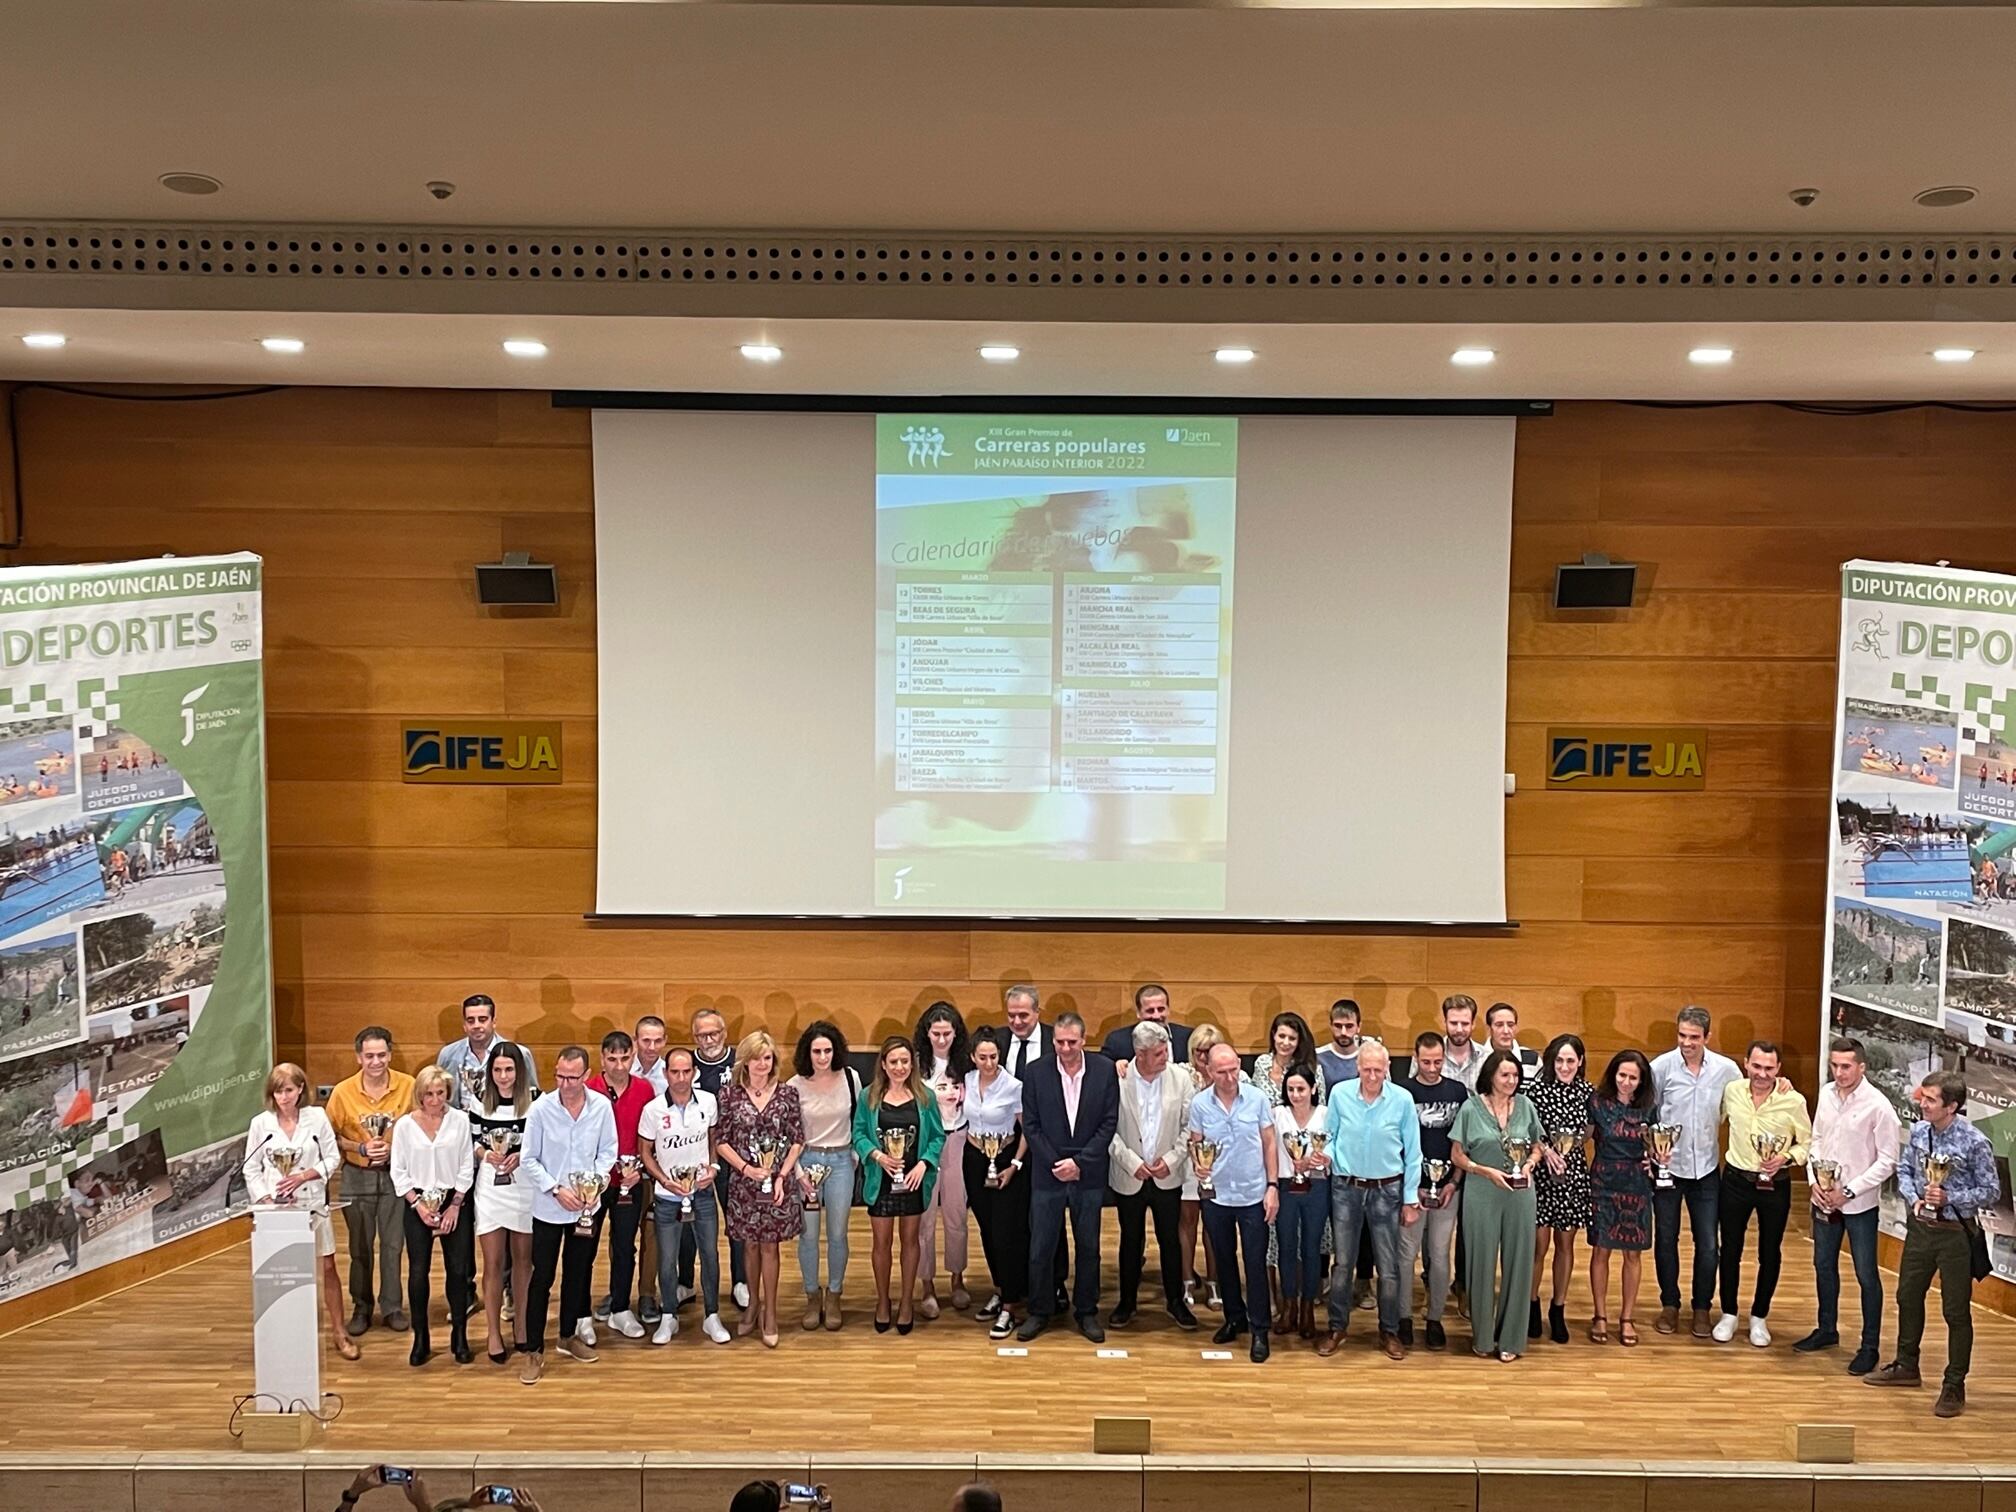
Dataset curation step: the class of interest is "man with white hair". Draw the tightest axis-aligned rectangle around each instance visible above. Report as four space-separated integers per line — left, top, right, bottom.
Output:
1320 1040 1422 1361
1107 1020 1198 1331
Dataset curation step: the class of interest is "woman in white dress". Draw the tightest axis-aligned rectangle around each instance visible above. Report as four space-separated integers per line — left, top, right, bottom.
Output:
244 1064 356 1359
467 1041 534 1364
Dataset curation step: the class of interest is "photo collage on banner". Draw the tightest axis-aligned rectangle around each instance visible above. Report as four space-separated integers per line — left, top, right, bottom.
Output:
0 554 269 1300
1827 560 2016 1277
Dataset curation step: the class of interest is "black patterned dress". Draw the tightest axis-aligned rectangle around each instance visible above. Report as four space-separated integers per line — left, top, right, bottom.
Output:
1529 1075 1593 1231
1587 1096 1652 1251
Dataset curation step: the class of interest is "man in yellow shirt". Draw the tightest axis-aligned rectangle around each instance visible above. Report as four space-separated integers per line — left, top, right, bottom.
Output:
1713 1040 1811 1348
325 1025 417 1336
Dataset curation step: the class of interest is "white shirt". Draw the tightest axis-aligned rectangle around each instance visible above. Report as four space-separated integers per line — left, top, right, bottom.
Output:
963 1070 1023 1138
244 1107 338 1209
389 1108 475 1198
1650 1046 1743 1180
1811 1076 1903 1215
1136 1068 1166 1140
637 1090 718 1199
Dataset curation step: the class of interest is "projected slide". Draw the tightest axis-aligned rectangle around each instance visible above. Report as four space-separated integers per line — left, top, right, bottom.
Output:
874 415 1237 912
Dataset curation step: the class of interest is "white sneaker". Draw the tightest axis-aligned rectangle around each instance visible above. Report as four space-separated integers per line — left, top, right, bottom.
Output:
1711 1313 1739 1343
733 1282 751 1311
651 1315 678 1345
609 1309 645 1340
702 1313 732 1344
1749 1316 1772 1348
575 1317 597 1347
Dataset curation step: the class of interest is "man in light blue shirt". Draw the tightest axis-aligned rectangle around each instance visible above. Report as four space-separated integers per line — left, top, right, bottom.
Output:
1648 1005 1742 1340
517 1045 617 1384
1187 1044 1278 1362
1320 1041 1422 1359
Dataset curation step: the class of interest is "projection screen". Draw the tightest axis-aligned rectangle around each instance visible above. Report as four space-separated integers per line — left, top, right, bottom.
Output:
593 408 1514 922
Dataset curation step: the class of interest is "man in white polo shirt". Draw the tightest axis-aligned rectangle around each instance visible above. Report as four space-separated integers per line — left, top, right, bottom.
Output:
637 1047 733 1348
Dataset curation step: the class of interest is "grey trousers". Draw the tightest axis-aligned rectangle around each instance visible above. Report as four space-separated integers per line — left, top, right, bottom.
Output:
340 1163 405 1316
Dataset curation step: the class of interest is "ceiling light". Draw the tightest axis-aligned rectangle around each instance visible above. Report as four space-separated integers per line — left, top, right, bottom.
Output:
1915 186 1978 209
1933 347 1978 363
740 343 783 363
978 345 1020 363
158 172 221 196
502 339 547 359
20 333 66 350
1451 347 1496 367
1214 347 1256 365
1688 346 1735 366
259 337 305 354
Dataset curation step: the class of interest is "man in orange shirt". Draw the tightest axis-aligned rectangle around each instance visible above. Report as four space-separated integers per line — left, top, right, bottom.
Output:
326 1025 417 1336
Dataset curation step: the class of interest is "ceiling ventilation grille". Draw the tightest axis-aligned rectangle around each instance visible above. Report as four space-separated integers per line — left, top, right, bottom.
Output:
0 224 2005 291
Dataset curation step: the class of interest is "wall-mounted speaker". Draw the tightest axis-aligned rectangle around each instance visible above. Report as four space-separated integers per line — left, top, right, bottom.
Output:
475 553 558 607
1553 554 1637 610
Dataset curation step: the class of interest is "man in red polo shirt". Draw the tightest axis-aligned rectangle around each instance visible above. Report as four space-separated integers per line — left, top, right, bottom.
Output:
586 1030 657 1343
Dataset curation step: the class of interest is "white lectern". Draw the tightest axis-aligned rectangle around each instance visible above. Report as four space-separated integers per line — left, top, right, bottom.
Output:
249 1203 321 1415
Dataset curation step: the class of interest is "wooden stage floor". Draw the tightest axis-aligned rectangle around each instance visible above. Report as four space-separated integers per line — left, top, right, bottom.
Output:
1 1209 2008 1461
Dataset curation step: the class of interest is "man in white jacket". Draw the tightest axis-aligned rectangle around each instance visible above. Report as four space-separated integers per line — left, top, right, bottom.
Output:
1107 1021 1197 1331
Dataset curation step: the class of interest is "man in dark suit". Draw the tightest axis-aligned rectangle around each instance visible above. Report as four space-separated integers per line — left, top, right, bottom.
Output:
1097 983 1192 1064
1017 1011 1120 1342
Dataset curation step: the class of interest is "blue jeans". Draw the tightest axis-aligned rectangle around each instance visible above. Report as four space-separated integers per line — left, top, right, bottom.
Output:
1653 1172 1719 1310
655 1191 721 1318
1812 1206 1882 1352
1329 1177 1403 1333
1274 1184 1328 1300
797 1149 855 1294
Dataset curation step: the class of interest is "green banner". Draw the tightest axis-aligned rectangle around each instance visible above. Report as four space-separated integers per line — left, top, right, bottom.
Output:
878 414 1238 477
0 552 271 1299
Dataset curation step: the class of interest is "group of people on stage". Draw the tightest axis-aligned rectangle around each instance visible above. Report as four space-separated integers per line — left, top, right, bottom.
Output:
248 987 1995 1415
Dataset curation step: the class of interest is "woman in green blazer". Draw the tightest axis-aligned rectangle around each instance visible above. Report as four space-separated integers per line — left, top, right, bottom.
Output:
852 1034 946 1334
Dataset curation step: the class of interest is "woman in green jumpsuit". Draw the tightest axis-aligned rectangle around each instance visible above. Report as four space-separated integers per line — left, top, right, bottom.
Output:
1451 1050 1545 1361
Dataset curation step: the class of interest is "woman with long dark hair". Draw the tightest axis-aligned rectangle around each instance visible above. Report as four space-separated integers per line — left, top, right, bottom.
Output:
853 1035 946 1333
787 1020 858 1330
469 1041 534 1364
1530 1033 1593 1345
1587 1049 1656 1346
913 1001 975 1318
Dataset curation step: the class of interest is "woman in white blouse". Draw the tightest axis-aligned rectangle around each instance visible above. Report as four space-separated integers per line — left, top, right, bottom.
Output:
961 1032 1029 1341
244 1064 356 1360
390 1065 474 1368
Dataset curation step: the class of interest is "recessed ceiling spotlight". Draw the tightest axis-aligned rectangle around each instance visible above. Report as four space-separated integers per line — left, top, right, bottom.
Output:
1214 347 1256 365
1933 347 1979 363
740 343 783 363
20 333 66 349
158 172 221 196
979 345 1020 362
502 339 548 358
1915 185 1978 209
1688 346 1735 365
259 337 305 354
1451 347 1496 367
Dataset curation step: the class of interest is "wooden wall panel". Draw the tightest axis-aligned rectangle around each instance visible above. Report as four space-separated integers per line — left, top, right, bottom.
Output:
19 385 2016 1108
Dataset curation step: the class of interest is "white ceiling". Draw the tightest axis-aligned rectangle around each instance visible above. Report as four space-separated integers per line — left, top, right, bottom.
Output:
4 307 2013 399
3 1 2013 236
